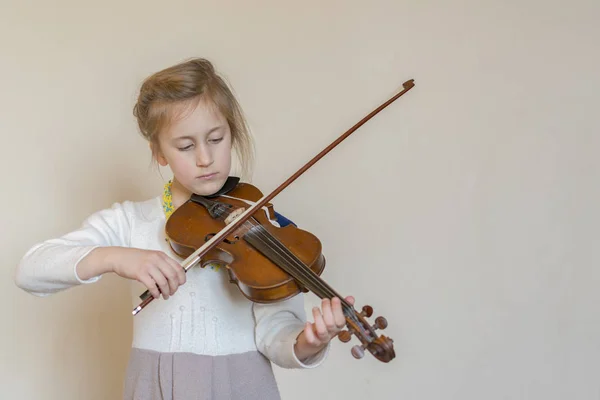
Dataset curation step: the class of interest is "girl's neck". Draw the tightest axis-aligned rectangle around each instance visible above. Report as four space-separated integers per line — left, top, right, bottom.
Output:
170 178 192 210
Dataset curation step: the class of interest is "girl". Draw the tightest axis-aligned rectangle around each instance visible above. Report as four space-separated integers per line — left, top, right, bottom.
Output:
15 58 353 399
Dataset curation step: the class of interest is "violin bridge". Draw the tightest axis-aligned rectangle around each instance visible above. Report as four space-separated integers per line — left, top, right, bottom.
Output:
225 207 245 225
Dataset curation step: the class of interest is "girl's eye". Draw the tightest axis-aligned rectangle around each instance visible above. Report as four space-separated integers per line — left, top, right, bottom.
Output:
209 137 224 144
178 144 193 151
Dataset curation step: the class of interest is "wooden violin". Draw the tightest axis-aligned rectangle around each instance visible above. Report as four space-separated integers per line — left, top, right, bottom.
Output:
132 79 416 363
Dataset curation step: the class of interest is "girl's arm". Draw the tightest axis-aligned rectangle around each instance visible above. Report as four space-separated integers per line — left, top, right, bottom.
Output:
14 202 133 296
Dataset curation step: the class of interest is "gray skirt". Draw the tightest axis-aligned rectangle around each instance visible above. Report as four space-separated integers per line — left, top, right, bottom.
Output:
123 347 281 400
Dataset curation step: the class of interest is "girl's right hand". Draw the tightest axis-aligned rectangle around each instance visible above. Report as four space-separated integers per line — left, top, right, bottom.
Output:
110 248 186 300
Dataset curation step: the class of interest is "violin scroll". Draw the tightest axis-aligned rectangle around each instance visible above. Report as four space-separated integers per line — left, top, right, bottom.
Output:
338 303 395 362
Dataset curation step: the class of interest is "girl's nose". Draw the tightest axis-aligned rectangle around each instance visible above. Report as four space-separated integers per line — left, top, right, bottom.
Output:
196 146 213 168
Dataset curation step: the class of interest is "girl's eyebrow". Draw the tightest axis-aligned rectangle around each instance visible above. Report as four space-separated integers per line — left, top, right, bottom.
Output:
172 135 194 142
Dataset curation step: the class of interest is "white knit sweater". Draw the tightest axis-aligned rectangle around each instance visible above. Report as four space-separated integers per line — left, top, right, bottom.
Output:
15 196 328 369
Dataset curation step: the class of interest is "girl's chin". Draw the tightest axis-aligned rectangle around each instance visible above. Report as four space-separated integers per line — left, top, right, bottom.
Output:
189 178 227 196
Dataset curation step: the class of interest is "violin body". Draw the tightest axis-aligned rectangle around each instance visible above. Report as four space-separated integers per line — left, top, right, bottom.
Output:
165 182 326 303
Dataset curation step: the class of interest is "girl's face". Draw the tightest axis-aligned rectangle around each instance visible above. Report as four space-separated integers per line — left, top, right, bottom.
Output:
155 97 232 197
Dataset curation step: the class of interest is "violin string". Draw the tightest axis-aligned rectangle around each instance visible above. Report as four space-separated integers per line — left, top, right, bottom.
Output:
251 225 346 303
214 212 368 337
215 204 361 325
248 224 366 331
217 206 359 321
214 204 343 302
214 205 335 299
250 224 362 324
249 225 334 298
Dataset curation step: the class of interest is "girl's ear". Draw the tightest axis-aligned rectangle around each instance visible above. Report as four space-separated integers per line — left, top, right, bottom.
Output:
150 142 168 166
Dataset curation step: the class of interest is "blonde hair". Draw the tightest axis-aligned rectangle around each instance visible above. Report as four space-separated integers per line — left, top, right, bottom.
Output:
133 58 254 178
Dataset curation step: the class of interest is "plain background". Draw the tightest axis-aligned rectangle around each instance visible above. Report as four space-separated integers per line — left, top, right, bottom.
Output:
2 1 599 399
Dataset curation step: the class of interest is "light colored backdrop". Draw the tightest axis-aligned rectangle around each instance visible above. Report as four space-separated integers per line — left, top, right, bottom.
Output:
2 1 598 399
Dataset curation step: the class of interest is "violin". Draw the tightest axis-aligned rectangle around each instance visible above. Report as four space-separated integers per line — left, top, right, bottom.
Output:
132 79 416 363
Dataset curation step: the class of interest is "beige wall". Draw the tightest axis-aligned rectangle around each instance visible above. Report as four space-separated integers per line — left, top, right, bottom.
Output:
2 1 599 399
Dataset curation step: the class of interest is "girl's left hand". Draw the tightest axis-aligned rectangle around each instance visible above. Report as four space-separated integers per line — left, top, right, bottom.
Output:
294 296 355 361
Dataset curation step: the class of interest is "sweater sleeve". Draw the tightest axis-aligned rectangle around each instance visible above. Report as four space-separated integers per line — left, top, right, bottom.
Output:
253 293 330 369
14 202 132 297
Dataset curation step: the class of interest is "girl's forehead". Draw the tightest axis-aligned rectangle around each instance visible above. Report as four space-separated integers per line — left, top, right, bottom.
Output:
163 99 227 138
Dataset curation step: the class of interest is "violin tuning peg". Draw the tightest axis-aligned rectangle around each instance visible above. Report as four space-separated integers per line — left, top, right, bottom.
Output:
374 316 388 330
361 305 373 318
338 330 352 343
351 344 366 359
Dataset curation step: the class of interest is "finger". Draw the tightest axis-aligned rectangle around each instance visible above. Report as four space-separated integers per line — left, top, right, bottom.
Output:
173 260 187 285
312 307 329 342
156 259 179 295
148 266 170 300
139 274 160 299
332 297 346 328
161 252 186 286
155 252 180 295
345 295 355 306
321 298 336 333
303 322 317 346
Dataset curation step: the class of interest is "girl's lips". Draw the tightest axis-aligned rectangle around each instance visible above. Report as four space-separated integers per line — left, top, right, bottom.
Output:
197 173 217 179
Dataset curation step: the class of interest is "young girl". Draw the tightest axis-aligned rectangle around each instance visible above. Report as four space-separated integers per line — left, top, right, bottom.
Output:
15 58 353 399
